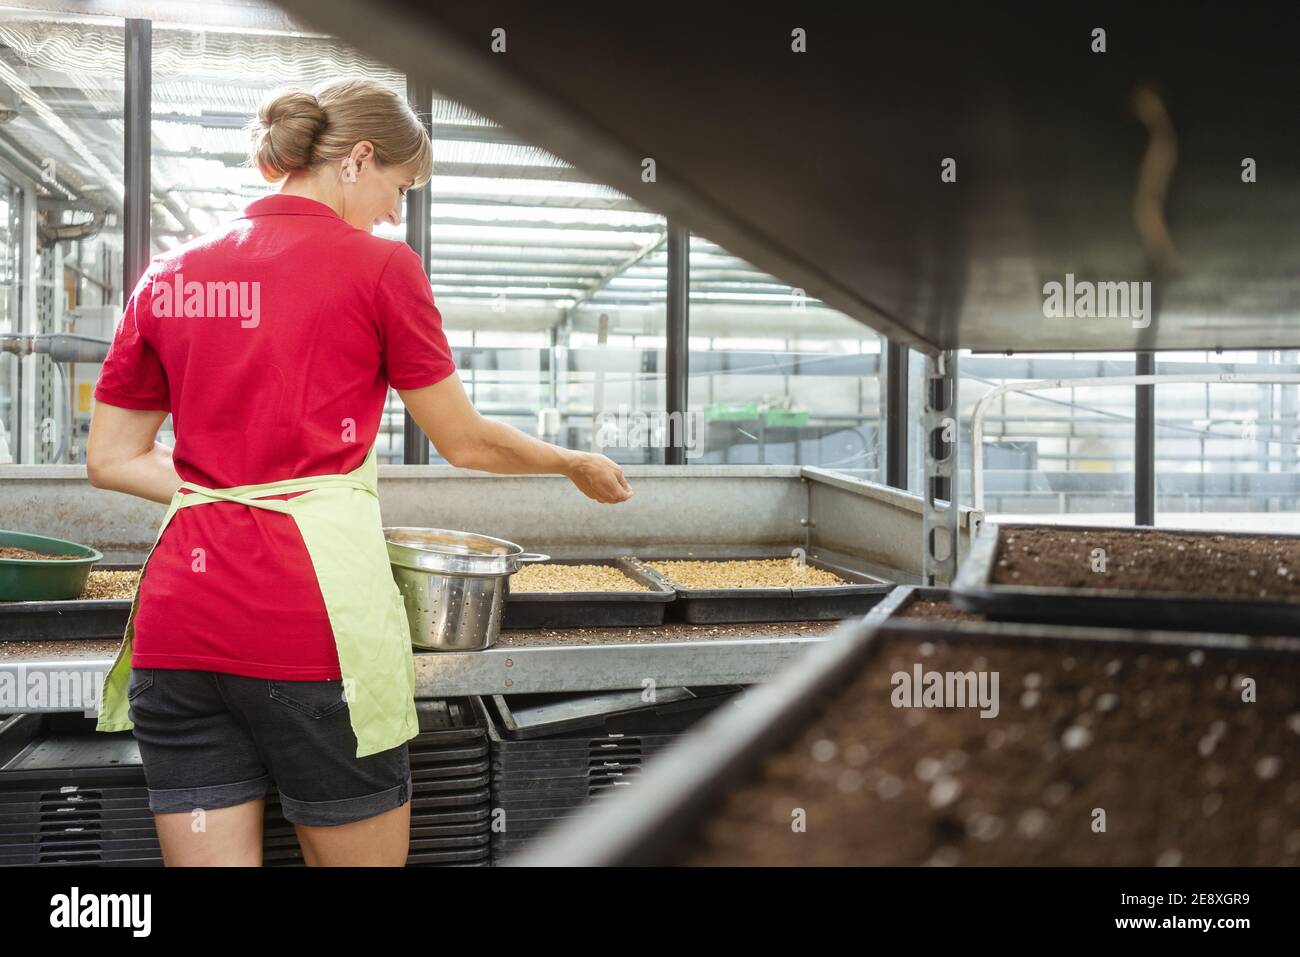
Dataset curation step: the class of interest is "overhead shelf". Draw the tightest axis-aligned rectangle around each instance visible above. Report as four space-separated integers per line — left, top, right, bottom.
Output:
274 3 1300 354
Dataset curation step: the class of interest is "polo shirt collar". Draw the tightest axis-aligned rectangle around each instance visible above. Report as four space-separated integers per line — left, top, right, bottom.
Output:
242 193 343 220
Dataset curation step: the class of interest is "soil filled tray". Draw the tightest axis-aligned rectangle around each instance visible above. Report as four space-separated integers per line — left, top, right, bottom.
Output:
628 553 892 624
866 585 986 624
514 616 1300 866
0 566 139 642
503 559 674 629
953 523 1300 635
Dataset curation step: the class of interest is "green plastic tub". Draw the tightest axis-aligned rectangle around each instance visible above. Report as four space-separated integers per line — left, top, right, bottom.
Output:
0 530 103 601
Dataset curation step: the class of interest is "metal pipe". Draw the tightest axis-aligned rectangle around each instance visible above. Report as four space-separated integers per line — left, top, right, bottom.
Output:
1135 352 1155 524
969 373 1300 512
1 333 112 363
123 19 151 293
884 340 908 488
664 222 689 464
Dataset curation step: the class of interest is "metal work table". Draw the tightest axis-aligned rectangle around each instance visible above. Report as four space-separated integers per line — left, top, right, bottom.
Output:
0 624 839 716
0 463 978 715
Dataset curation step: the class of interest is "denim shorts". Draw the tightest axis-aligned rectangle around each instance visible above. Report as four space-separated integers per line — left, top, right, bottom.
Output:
125 666 411 827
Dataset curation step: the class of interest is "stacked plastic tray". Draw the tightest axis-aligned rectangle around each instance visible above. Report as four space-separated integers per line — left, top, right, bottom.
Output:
0 701 491 867
0 726 163 866
479 688 741 863
262 699 491 867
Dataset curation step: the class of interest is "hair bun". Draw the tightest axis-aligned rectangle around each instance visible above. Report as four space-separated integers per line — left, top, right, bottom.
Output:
248 89 327 182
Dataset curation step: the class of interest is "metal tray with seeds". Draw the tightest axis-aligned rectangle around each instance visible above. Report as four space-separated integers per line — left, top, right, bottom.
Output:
952 523 1300 636
0 564 139 641
502 558 675 630
628 552 893 624
511 607 1300 866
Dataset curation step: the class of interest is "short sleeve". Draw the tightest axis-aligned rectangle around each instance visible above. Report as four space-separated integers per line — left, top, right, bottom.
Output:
374 243 457 390
93 267 171 412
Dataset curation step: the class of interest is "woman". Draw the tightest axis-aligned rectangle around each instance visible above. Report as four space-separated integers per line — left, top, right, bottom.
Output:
85 78 632 867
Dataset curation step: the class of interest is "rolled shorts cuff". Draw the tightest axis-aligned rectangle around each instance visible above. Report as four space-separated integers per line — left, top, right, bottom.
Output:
277 769 413 827
147 773 274 814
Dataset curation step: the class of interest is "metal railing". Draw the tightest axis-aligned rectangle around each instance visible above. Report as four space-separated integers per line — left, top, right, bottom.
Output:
970 373 1300 511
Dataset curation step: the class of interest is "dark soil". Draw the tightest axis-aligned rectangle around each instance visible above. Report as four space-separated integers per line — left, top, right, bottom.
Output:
993 526 1300 602
899 599 984 622
0 546 81 561
495 620 844 647
683 633 1300 865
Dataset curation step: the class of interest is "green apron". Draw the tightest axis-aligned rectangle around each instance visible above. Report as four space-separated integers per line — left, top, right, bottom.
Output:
95 443 419 759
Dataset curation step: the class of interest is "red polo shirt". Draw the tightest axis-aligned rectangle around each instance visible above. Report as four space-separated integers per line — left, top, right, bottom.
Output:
93 193 456 679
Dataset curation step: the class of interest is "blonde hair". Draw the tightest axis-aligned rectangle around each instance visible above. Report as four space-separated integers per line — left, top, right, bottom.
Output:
247 78 433 186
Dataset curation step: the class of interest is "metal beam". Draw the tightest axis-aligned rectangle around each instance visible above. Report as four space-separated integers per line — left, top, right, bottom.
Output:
1135 351 1155 525
561 230 667 322
884 339 909 488
0 635 827 715
922 350 960 585
413 636 825 697
664 223 689 464
403 76 434 464
122 19 151 292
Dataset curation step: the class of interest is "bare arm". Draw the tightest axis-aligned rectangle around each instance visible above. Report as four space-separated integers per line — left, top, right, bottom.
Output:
85 401 181 505
398 373 632 504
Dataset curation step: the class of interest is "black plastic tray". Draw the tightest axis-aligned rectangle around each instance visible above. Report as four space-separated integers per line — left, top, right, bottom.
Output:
511 611 1300 865
952 522 1300 636
488 686 740 740
0 562 138 641
502 558 674 629
863 584 961 622
626 553 893 623
0 599 131 641
0 703 492 867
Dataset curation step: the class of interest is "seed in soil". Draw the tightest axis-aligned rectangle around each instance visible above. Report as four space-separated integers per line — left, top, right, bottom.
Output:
899 599 984 622
991 526 1300 602
644 558 849 589
681 634 1300 865
509 562 650 592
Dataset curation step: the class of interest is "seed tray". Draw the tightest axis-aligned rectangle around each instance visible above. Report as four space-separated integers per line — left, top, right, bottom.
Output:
952 522 1300 635
0 563 140 640
503 558 675 629
512 613 1300 865
627 553 892 624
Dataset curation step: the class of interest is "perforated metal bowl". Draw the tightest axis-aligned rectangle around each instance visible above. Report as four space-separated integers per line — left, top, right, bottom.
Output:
384 527 548 651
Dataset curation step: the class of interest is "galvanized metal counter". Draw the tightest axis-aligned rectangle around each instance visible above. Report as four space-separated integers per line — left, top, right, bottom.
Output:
0 626 834 716
0 463 980 568
0 464 980 715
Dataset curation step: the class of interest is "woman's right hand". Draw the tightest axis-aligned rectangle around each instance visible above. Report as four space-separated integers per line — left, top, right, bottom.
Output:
399 376 632 502
565 451 633 504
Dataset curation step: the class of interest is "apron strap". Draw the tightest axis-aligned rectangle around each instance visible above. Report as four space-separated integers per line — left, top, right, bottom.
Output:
174 476 374 512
